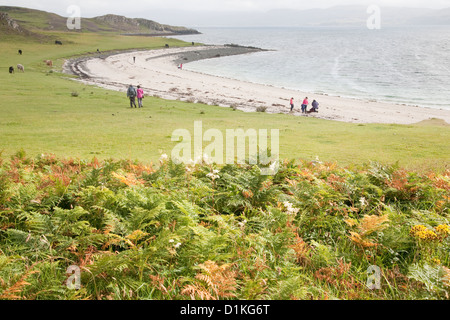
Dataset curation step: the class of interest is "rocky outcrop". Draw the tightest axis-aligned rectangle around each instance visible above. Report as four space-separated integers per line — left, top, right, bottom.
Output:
93 14 200 35
0 12 29 34
94 14 140 31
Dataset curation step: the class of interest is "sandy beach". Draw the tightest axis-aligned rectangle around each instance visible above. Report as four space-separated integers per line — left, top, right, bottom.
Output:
64 45 450 125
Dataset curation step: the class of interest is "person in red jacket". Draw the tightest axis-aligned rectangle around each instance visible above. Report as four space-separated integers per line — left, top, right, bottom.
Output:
137 85 144 108
290 97 294 111
301 97 309 113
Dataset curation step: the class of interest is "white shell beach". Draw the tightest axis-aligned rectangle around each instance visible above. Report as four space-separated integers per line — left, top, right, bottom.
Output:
66 45 450 125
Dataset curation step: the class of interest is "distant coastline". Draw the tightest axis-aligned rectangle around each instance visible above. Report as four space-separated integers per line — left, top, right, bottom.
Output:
65 44 266 78
121 33 199 37
121 31 202 37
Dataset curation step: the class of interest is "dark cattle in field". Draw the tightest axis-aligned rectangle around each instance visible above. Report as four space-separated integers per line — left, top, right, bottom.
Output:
44 60 53 67
9 66 14 74
55 40 63 45
165 44 169 48
18 49 22 55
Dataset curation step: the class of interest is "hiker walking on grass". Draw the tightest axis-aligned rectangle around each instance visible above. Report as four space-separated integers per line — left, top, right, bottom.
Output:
137 85 144 108
127 84 137 108
301 97 309 114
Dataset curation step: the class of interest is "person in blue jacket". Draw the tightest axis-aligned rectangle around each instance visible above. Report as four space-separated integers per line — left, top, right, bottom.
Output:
127 84 137 108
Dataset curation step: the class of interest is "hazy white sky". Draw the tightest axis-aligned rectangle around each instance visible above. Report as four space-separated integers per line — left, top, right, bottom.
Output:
2 0 450 17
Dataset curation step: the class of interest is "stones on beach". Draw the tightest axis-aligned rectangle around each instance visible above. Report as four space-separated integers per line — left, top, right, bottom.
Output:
256 106 268 113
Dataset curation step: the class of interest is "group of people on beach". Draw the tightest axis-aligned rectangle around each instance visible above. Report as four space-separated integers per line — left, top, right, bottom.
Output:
290 97 319 114
127 84 145 108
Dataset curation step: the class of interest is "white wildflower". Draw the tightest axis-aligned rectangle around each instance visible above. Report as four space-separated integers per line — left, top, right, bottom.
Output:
283 201 300 216
206 172 220 180
359 197 367 207
160 153 168 162
169 239 174 243
237 220 247 229
174 243 182 249
312 156 323 165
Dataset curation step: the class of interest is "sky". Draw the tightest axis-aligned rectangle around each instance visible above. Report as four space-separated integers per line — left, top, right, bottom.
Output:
2 0 450 16
1 0 449 26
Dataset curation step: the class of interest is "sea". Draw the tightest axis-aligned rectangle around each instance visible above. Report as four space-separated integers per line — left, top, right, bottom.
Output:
171 26 450 111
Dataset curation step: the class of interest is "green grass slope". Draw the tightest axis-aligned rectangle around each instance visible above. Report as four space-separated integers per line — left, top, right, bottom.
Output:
0 31 449 172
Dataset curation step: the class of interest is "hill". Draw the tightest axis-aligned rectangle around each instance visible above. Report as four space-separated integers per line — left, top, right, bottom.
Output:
0 12 35 36
405 7 450 25
145 5 450 27
0 6 200 35
92 14 200 35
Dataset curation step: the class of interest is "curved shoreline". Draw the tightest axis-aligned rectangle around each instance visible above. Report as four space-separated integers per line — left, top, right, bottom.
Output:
63 45 450 125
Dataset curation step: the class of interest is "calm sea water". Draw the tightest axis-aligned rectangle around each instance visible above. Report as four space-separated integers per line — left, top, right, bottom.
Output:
172 26 450 110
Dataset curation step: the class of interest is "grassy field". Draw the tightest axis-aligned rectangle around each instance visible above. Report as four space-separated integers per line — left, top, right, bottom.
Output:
0 32 449 172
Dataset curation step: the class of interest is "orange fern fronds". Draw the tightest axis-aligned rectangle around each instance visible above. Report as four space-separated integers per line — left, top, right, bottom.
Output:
433 176 450 191
181 284 215 300
348 214 389 248
299 169 314 181
101 233 135 250
348 232 378 248
289 234 312 265
326 174 346 191
344 218 358 228
126 230 149 244
181 260 238 300
261 180 273 190
77 245 98 268
314 259 360 292
149 275 169 294
89 157 101 169
386 169 409 191
253 254 270 273
112 172 144 186
358 214 389 236
242 190 254 199
442 267 450 287
127 162 155 176
285 178 298 187
0 267 40 300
